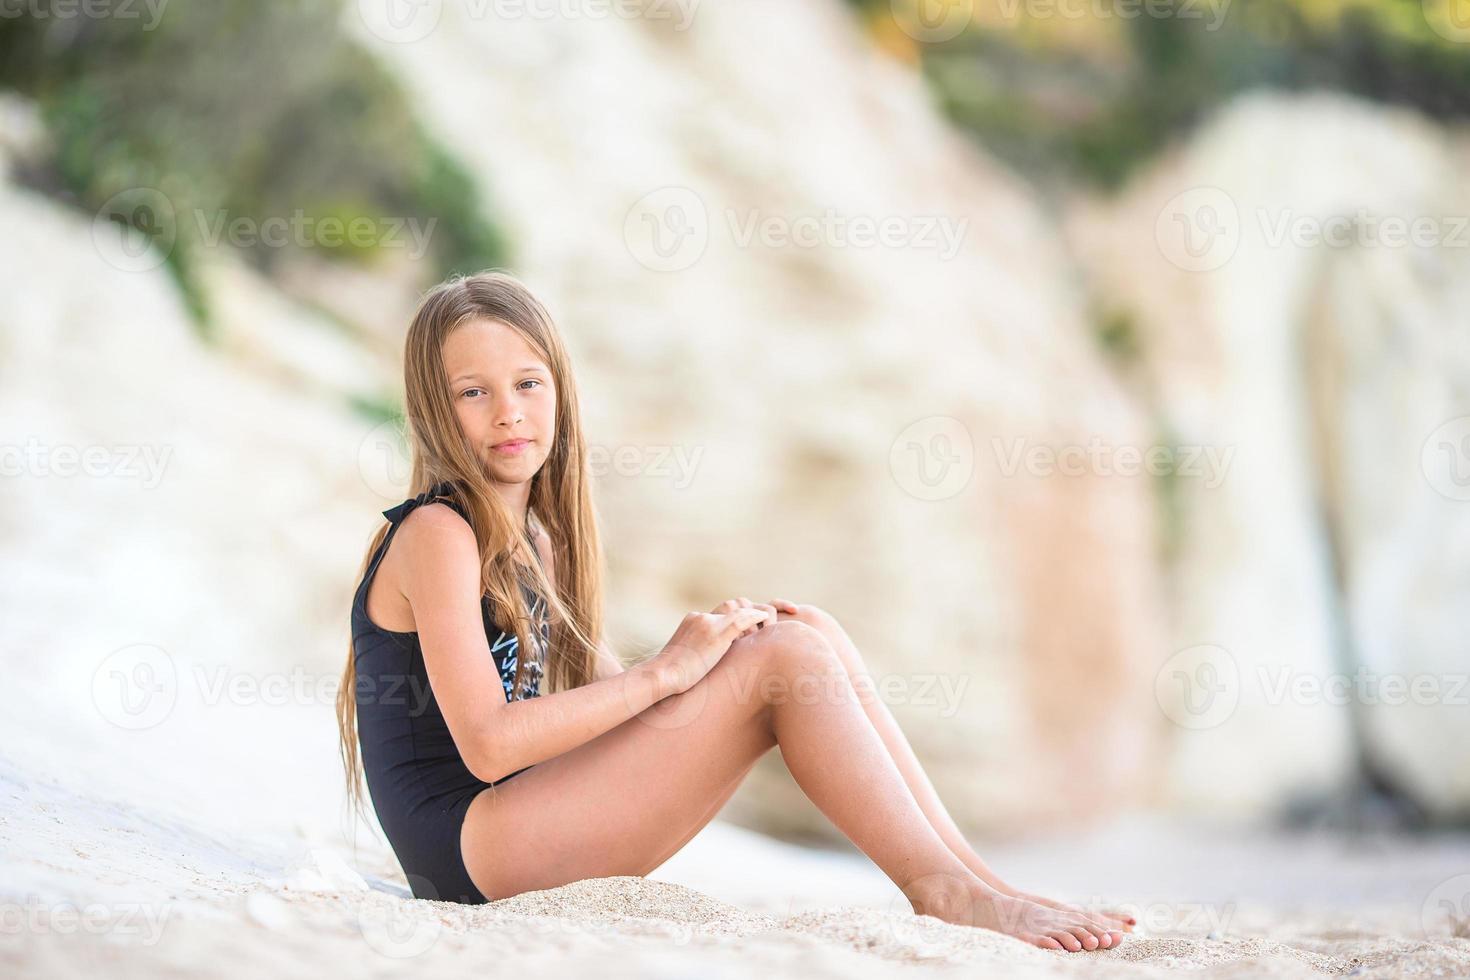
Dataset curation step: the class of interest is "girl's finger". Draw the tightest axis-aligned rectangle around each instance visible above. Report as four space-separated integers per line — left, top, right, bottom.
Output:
742 604 776 637
725 606 772 637
728 597 752 633
751 603 778 633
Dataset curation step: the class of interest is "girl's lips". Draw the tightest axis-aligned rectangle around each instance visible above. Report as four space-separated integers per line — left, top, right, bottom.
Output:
491 439 531 456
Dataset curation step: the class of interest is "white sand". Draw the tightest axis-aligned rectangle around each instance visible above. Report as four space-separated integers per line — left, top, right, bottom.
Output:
4 747 1469 979
0 598 1465 978
0 583 1464 978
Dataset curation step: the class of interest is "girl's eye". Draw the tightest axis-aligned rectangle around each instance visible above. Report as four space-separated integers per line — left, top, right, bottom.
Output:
458 382 540 399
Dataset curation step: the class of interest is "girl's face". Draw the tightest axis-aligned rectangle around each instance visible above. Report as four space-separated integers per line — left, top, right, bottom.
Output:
442 318 556 490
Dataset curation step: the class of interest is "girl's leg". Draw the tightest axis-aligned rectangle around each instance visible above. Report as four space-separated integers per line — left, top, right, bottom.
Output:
773 602 1132 939
460 619 1116 951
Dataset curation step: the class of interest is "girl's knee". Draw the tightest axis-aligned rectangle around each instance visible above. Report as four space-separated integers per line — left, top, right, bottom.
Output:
779 604 868 674
721 620 833 676
765 618 831 654
720 622 863 717
758 621 845 684
793 603 837 631
777 603 835 634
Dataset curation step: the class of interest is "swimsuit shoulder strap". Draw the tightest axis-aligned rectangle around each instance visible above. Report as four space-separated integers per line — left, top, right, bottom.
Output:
364 481 469 584
381 480 469 527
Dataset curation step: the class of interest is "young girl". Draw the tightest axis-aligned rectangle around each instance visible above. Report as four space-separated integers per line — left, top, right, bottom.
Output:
335 270 1134 952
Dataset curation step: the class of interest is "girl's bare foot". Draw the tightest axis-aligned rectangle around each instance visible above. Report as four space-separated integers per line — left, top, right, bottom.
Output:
1013 890 1137 935
904 874 1126 952
952 856 1137 938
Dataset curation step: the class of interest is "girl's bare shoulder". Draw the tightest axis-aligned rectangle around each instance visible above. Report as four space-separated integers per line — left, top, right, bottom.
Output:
382 503 479 602
395 502 477 568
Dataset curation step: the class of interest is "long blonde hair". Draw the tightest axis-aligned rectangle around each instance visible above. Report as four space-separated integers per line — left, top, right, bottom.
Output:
336 270 604 821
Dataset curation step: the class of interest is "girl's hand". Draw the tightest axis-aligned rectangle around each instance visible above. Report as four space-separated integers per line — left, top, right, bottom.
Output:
767 598 800 616
711 597 780 639
650 605 774 697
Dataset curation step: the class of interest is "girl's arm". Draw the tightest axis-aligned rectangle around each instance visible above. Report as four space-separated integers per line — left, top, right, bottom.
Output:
595 638 626 680
397 503 668 784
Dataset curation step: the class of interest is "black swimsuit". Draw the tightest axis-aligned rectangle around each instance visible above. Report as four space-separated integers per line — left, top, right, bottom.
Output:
350 481 548 904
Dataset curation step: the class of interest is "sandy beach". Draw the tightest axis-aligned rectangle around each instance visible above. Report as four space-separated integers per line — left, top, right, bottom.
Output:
4 3 1470 978
5 744 1468 979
